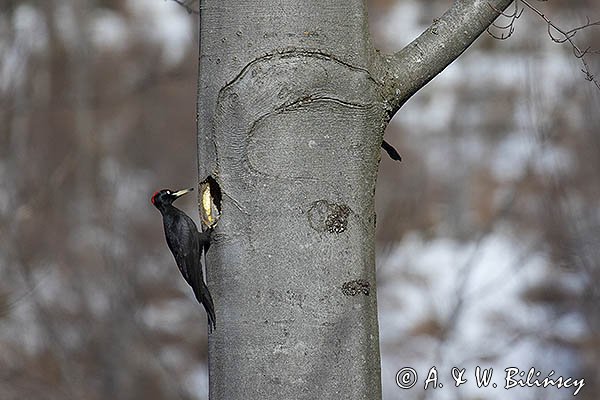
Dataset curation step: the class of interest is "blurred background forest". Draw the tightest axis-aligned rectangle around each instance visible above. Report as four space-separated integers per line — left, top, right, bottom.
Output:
0 0 598 399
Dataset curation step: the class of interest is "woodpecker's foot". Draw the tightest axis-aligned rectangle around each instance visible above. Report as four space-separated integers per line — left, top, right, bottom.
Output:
199 228 213 253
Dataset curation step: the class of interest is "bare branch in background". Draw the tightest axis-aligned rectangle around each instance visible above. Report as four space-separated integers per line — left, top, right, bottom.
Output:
488 0 600 89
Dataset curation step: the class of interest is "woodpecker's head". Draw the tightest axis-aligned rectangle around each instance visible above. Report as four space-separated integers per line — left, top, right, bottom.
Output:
151 188 193 211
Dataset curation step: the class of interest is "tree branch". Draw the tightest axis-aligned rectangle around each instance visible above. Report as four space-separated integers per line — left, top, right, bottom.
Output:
378 0 514 117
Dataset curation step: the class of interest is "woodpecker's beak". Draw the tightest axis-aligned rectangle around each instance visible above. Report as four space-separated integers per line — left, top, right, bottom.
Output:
172 188 194 198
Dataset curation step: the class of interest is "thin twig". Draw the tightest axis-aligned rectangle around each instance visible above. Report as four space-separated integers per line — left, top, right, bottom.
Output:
487 1 524 40
514 0 600 89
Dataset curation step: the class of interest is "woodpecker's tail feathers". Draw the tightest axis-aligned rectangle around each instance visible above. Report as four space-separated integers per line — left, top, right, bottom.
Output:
207 307 216 333
194 282 216 333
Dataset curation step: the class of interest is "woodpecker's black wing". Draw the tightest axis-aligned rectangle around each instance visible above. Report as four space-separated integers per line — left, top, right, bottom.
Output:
163 210 216 331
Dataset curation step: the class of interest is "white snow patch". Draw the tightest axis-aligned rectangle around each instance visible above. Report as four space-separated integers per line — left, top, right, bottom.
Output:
13 4 47 54
86 285 112 317
377 0 426 49
490 131 575 182
90 9 129 51
185 364 209 400
127 0 193 66
0 5 48 92
159 345 187 369
4 301 44 355
378 230 581 400
100 158 153 222
33 266 81 314
552 312 588 340
490 131 535 181
532 144 575 177
141 300 191 334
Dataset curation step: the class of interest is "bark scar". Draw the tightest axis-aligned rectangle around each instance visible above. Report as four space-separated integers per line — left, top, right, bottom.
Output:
341 280 371 296
222 48 380 91
307 200 351 234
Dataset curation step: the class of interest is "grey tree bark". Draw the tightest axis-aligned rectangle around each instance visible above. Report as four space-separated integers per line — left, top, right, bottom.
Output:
196 0 513 399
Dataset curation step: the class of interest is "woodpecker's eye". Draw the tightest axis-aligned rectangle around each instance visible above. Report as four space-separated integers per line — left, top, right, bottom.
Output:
166 190 171 194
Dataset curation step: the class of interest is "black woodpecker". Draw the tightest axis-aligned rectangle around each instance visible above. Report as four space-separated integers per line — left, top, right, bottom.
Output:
151 188 216 332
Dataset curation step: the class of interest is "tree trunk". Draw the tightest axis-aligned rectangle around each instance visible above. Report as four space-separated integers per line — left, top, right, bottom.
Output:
196 0 513 399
